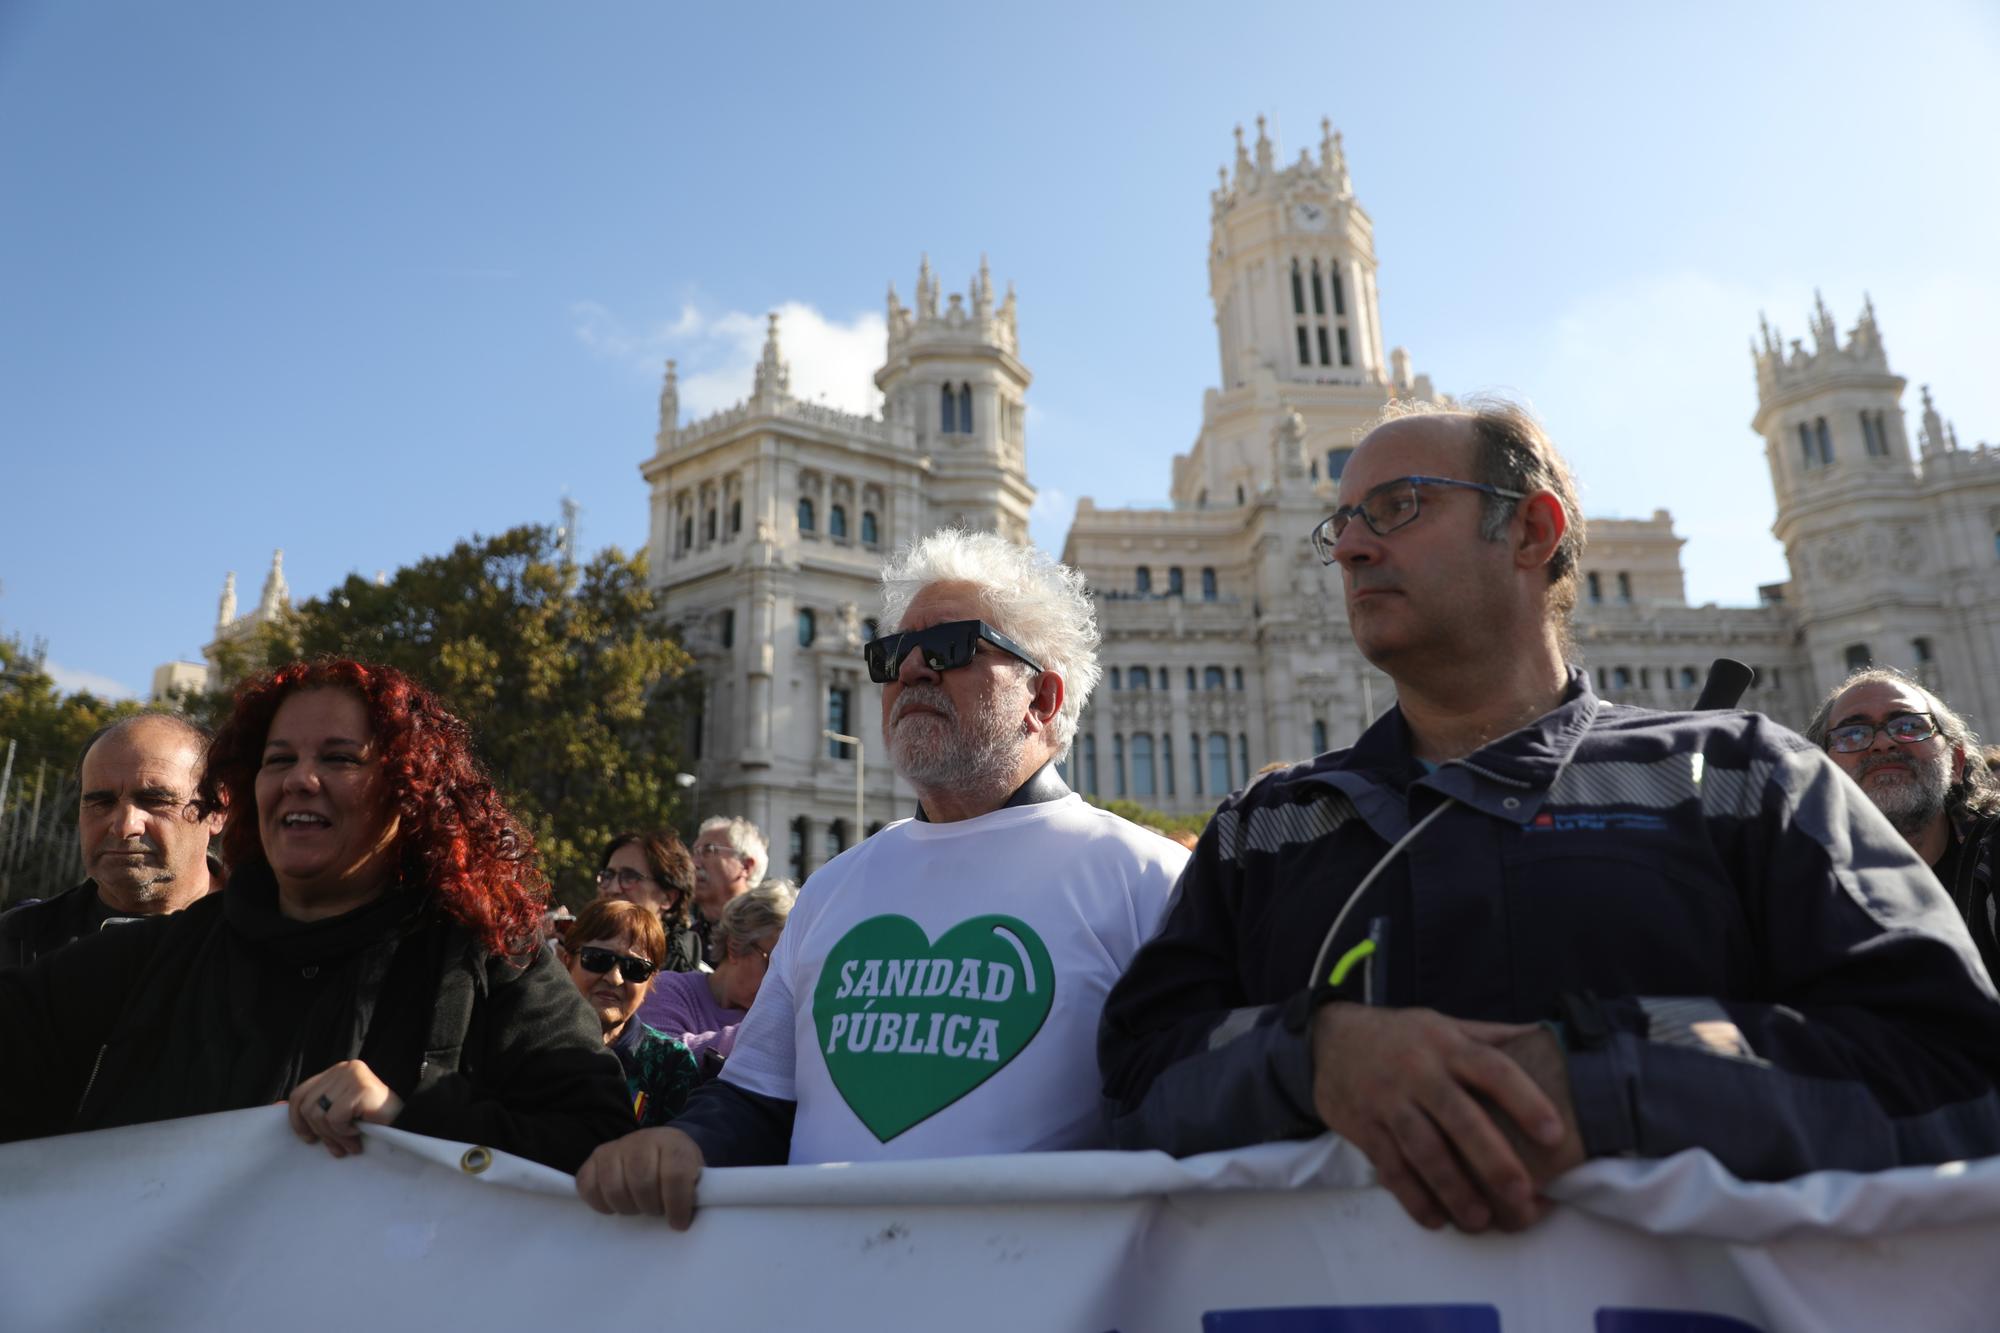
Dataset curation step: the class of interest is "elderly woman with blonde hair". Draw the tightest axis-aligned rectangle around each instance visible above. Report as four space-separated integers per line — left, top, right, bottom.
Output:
639 879 796 1060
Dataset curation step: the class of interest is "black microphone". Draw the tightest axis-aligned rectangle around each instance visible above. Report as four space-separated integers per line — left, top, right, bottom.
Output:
1693 658 1755 711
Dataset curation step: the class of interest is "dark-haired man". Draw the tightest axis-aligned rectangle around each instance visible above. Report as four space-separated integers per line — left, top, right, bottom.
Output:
0 713 223 968
1805 669 2000 974
1100 398 2000 1235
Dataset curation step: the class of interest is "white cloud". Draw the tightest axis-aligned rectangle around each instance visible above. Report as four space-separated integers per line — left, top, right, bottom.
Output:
1028 486 1074 557
43 660 138 701
571 298 885 420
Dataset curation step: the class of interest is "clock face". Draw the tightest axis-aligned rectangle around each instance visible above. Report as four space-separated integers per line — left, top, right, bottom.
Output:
1292 201 1328 231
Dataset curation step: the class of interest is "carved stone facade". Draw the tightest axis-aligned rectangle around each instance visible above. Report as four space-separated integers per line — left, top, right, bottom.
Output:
644 266 1033 879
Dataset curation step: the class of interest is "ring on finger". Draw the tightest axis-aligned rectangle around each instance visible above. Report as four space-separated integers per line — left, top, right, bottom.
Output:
317 1094 334 1113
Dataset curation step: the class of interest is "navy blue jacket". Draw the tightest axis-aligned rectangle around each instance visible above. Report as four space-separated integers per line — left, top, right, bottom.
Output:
1098 671 2000 1179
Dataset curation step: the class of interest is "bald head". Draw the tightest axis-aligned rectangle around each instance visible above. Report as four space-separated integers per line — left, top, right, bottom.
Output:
77 713 221 915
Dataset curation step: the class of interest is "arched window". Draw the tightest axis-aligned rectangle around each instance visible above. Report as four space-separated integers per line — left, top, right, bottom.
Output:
1611 666 1632 689
1310 260 1326 315
797 497 815 533
827 820 848 859
1207 733 1232 796
1203 665 1226 691
1290 261 1305 316
862 617 879 641
1331 270 1347 316
958 383 973 435
861 511 879 546
1587 572 1603 604
798 608 816 647
1190 731 1203 795
1844 643 1871 671
829 504 848 541
1239 733 1251 785
941 384 956 433
719 609 735 649
1161 734 1175 797
1131 734 1156 799
1235 484 1246 505
730 499 743 534
1201 567 1218 601
789 818 808 880
1232 667 1245 692
1815 417 1832 465
1113 735 1127 797
1679 666 1698 689
1082 734 1099 795
1312 719 1328 753
1108 667 1122 691
704 508 717 541
1616 572 1632 603
1185 666 1197 691
1129 666 1150 689
1135 566 1152 595
1168 566 1184 596
680 516 693 551
1325 448 1352 481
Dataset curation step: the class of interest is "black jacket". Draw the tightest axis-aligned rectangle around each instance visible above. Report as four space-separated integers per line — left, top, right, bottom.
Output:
0 864 633 1174
1100 671 2000 1180
0 881 121 970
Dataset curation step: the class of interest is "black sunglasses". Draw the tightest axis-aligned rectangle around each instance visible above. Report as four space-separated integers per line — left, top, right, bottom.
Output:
575 945 659 983
862 619 1043 685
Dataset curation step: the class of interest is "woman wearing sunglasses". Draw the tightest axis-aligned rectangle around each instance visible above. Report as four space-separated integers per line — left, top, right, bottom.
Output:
560 899 700 1128
0 658 633 1172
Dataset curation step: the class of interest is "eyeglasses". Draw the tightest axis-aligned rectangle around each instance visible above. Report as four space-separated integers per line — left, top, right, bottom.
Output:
692 841 740 859
595 866 657 891
575 946 659 983
1309 475 1527 565
863 619 1043 684
1825 712 1940 754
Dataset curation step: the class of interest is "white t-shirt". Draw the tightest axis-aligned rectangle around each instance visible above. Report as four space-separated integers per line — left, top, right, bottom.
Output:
722 794 1188 1164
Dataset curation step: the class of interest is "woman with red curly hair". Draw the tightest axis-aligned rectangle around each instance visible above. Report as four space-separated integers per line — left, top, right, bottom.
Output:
0 659 633 1173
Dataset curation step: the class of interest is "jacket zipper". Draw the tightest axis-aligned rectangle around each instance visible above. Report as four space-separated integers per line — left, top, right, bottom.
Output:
75 1044 109 1119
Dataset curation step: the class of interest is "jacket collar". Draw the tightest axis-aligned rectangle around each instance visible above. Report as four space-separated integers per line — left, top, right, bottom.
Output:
1316 667 1600 831
914 760 1072 822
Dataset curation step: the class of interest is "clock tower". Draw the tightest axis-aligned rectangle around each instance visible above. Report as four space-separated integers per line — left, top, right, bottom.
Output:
1170 116 1429 509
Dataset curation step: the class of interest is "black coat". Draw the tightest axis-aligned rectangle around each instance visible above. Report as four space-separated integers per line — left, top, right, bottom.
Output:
0 864 633 1173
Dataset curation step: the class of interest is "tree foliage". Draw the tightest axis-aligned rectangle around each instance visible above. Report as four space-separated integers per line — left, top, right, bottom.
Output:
1083 795 1210 840
194 526 696 906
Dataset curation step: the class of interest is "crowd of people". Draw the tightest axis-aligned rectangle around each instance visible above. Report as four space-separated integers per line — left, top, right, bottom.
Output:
5 395 2000 1241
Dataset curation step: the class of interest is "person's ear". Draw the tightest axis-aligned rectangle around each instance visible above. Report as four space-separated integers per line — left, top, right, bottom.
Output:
1023 669 1065 738
1514 491 1566 574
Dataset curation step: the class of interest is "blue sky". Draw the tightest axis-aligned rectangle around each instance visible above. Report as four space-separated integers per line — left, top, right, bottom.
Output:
4 1 1996 699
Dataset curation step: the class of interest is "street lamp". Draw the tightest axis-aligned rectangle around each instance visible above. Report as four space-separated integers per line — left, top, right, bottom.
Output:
674 771 698 830
822 730 864 843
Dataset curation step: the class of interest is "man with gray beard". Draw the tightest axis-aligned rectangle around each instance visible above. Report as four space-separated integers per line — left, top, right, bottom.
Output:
577 530 1189 1227
1806 668 2000 975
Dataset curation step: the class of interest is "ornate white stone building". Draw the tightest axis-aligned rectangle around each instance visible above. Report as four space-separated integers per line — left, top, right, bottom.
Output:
647 118 2000 854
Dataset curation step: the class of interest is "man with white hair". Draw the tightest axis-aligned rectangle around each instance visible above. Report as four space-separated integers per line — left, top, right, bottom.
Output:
577 530 1189 1226
689 814 767 928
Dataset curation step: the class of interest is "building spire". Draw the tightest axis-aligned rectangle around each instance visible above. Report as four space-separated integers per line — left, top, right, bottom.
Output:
1919 384 1947 454
917 254 937 318
1232 124 1251 184
975 253 993 318
753 312 790 399
657 358 679 436
216 571 237 630
1254 113 1274 172
259 550 289 616
1810 288 1837 352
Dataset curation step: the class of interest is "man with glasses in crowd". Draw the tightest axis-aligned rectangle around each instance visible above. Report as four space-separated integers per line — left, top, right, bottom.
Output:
1099 397 2000 1236
1805 669 2000 974
689 815 767 930
576 529 1189 1226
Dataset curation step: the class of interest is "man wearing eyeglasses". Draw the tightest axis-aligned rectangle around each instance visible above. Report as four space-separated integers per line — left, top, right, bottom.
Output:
576 529 1189 1226
1805 669 2000 974
1099 397 2000 1237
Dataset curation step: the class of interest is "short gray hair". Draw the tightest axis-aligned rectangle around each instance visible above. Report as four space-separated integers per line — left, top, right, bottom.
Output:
1803 667 2000 822
713 878 796 960
696 814 768 886
878 529 1101 761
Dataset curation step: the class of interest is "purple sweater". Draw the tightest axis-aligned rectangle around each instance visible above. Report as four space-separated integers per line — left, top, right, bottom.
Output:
638 970 746 1058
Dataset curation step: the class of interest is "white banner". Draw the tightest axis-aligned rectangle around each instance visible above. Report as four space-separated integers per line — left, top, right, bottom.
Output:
4 1107 1998 1332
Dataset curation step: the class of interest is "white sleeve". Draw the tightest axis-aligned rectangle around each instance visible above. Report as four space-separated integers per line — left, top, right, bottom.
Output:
717 913 801 1101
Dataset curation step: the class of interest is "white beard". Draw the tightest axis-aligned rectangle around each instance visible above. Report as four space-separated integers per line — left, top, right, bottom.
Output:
885 679 1028 794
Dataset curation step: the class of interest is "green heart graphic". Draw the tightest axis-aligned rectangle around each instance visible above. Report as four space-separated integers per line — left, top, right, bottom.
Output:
812 913 1055 1142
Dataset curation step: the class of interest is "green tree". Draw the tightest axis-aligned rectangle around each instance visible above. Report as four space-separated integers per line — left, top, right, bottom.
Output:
200 526 697 907
0 636 143 901
1083 795 1211 841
